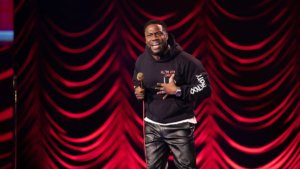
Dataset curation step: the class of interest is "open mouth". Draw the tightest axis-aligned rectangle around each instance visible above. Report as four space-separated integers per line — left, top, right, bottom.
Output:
151 42 160 49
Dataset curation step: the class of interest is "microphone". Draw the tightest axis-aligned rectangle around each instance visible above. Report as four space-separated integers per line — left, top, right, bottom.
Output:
137 72 144 88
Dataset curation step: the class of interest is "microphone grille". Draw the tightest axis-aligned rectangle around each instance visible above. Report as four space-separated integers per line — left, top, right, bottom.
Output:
137 72 144 81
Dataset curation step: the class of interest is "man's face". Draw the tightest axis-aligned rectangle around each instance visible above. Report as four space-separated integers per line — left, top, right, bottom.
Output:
144 24 168 55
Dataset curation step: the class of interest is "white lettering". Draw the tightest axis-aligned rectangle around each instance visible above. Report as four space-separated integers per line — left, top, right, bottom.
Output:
190 74 207 95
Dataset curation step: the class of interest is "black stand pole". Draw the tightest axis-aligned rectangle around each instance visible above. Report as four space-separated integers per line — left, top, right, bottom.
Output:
13 67 17 169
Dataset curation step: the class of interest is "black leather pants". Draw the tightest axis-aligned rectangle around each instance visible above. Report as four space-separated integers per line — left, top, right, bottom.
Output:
144 121 196 169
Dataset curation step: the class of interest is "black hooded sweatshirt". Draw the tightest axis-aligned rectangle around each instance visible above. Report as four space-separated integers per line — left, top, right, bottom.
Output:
133 35 211 123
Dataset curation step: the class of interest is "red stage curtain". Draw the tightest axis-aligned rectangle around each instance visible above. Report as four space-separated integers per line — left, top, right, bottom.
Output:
0 0 299 168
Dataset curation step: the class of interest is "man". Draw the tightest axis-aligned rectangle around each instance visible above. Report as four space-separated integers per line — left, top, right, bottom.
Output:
133 20 211 169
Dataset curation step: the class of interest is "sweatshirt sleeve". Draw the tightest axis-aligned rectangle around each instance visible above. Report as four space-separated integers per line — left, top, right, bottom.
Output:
180 57 211 102
132 69 138 88
132 58 140 88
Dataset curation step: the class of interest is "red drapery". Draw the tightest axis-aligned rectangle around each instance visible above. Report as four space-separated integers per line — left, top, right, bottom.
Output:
0 0 299 168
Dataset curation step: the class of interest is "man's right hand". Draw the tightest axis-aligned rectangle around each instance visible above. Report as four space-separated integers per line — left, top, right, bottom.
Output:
134 86 145 100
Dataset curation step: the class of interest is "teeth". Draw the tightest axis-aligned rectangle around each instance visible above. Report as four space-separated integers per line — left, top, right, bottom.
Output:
152 42 159 45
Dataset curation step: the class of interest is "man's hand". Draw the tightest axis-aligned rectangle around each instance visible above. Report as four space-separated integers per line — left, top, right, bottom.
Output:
156 74 177 99
134 86 145 100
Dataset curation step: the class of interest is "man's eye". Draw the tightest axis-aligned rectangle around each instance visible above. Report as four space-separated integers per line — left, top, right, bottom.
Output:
145 31 165 39
156 32 163 36
146 34 153 37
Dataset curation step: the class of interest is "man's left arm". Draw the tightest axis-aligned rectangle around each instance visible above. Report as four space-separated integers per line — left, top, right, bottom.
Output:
179 60 212 102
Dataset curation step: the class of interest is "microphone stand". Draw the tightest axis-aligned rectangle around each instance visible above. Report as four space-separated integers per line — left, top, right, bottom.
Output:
13 64 17 169
142 98 146 167
139 82 147 168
